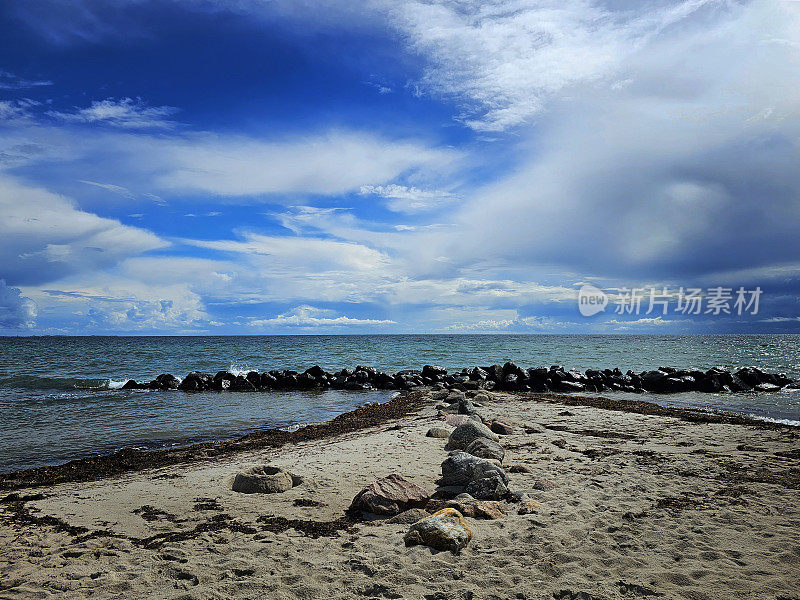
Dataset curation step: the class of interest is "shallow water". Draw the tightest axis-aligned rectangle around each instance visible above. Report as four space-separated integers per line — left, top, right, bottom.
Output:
2 334 799 472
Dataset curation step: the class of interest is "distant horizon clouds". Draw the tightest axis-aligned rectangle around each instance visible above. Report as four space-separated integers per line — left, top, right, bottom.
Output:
1 0 799 334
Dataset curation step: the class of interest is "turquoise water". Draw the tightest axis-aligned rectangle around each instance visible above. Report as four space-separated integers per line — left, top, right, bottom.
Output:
1 334 799 472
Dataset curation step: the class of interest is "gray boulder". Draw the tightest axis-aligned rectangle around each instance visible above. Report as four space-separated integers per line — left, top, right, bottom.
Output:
465 474 509 500
440 452 508 487
457 398 477 415
464 438 504 462
232 465 296 494
445 421 499 450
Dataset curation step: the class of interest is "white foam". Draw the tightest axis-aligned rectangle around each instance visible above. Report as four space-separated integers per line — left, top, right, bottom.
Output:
107 379 127 390
228 364 253 377
749 414 800 427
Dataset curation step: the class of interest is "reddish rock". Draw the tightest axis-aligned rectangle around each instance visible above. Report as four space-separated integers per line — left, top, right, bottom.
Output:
443 414 475 427
349 474 430 516
532 479 559 491
490 419 515 435
446 499 507 520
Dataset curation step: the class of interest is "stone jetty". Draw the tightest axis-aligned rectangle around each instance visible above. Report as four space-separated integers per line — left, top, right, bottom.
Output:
120 363 800 394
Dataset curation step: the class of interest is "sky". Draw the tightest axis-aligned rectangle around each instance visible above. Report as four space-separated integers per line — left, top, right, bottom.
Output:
1 0 800 335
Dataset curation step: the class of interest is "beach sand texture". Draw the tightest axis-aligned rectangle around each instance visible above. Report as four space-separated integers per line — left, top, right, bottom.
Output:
1 392 799 599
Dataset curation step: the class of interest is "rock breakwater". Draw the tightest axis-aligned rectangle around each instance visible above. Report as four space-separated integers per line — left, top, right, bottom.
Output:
120 363 800 395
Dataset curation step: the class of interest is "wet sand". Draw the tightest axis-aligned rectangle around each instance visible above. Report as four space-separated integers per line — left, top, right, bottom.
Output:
1 391 799 599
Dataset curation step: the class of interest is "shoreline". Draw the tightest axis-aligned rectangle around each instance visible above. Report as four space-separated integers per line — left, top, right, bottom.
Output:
1 389 798 599
2 390 796 493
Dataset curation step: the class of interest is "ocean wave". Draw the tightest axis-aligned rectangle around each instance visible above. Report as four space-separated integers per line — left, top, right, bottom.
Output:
0 374 130 391
748 414 800 427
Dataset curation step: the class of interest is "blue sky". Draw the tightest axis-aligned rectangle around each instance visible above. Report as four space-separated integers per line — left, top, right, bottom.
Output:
1 0 800 334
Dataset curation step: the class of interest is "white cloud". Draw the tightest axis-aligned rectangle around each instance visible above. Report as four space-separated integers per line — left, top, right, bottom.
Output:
187 232 391 272
390 0 720 131
251 305 395 328
0 99 39 125
0 175 167 286
79 180 137 199
0 70 52 90
0 280 37 329
435 0 800 281
47 97 179 129
359 184 457 213
150 131 458 197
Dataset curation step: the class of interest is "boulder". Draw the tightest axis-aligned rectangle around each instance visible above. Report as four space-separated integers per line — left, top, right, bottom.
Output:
557 380 586 392
445 390 466 404
121 379 146 390
422 365 448 379
232 466 296 494
426 427 450 439
445 421 499 450
444 498 506 520
440 452 509 487
349 474 430 516
490 419 514 435
464 438 504 463
640 370 669 392
442 414 481 427
404 508 472 553
465 474 509 500
457 398 477 415
179 371 212 391
154 373 180 389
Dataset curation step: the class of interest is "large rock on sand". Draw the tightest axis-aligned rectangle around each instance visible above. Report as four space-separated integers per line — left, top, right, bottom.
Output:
465 474 509 500
445 421 499 450
464 437 504 462
404 508 472 553
232 465 297 494
440 452 508 487
426 427 450 439
349 474 430 516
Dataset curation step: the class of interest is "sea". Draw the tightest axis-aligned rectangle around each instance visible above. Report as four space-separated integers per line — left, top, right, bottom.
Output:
1 334 799 473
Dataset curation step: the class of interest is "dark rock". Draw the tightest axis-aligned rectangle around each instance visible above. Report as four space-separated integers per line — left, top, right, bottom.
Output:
178 371 212 392
231 375 256 392
464 438 504 462
154 374 180 390
557 380 586 392
457 398 477 415
439 452 508 487
304 365 327 379
465 474 509 500
121 379 146 390
422 365 447 379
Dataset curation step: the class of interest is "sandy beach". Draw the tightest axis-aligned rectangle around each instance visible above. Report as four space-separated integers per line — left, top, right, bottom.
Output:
2 391 799 600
